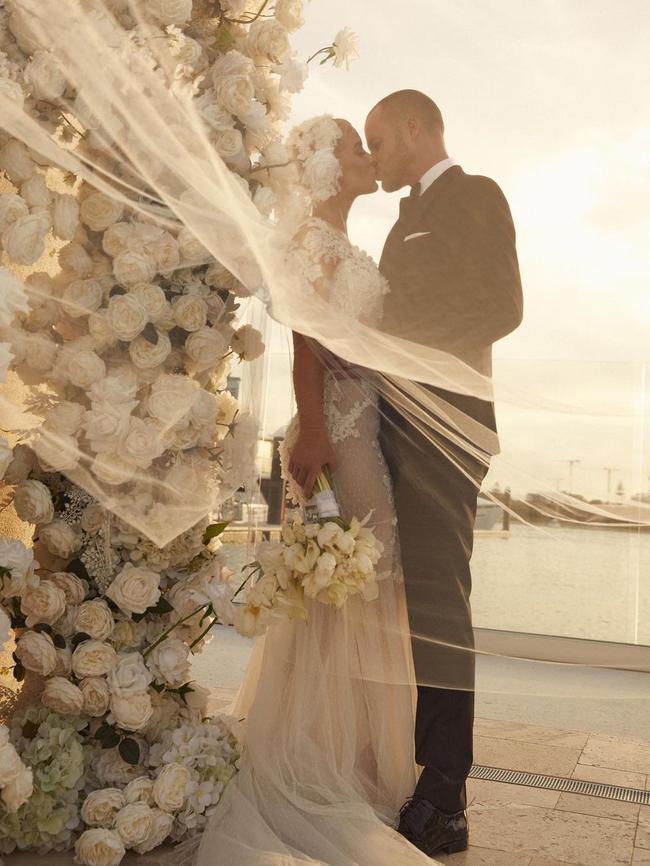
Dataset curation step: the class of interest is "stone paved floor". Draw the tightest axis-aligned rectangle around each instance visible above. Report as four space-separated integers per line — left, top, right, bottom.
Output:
3 709 649 866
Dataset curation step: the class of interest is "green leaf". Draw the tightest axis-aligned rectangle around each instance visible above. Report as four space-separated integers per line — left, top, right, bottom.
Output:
202 522 229 545
119 737 141 765
13 662 25 682
151 682 165 693
95 723 120 749
33 622 54 635
0 566 11 579
66 559 89 581
141 322 159 344
22 720 39 739
71 632 91 649
52 633 67 649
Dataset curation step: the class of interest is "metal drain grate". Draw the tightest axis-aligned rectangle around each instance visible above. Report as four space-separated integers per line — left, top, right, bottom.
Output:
469 765 650 805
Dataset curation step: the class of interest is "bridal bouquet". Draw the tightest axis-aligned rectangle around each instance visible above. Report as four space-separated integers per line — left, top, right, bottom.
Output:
234 470 382 637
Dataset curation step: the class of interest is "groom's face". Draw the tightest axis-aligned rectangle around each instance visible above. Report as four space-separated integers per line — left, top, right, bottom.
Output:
365 109 411 193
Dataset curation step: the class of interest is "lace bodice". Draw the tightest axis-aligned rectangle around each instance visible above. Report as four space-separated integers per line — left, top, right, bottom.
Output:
288 218 389 326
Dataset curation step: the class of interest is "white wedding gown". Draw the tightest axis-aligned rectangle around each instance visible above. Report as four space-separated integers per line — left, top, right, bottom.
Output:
177 219 440 866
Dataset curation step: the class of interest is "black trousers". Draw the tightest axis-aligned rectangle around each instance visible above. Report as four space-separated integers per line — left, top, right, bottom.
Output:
380 394 490 813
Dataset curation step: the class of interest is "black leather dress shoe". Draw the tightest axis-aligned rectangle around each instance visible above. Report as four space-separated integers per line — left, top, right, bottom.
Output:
396 797 468 857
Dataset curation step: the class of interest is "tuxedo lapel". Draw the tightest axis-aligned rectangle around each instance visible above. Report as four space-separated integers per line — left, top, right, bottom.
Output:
398 165 463 232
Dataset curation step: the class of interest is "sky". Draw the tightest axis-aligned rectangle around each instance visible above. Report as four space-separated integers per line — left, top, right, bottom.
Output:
254 0 650 500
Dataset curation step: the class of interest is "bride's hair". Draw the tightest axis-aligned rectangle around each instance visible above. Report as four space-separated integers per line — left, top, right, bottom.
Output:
286 114 344 203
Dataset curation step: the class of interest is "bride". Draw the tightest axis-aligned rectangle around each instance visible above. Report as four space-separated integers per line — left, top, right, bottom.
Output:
176 116 445 866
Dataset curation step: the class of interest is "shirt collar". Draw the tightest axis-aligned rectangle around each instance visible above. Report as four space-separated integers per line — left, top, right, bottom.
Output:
416 157 456 195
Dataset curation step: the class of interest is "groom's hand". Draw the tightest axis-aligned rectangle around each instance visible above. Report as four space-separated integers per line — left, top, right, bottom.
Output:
288 425 338 498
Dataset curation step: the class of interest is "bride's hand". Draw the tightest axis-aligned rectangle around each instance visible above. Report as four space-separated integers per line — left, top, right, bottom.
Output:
288 425 338 498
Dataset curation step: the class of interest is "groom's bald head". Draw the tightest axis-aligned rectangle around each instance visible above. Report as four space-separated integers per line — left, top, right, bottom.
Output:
365 89 448 192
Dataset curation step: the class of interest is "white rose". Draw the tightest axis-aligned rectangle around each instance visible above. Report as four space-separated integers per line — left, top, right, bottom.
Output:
185 326 228 373
113 250 157 286
213 127 245 163
199 101 233 132
81 503 108 534
152 763 190 812
151 232 180 272
90 452 138 486
1 765 33 813
217 390 239 428
84 401 134 454
0 743 24 785
147 374 198 425
111 617 144 650
55 607 78 641
59 241 93 275
124 777 155 806
128 330 171 369
253 185 277 216
46 571 87 604
190 389 218 428
147 638 190 687
13 479 54 525
61 278 104 318
231 324 264 360
129 283 169 324
0 436 12 480
38 519 82 560
177 227 210 265
214 74 255 119
80 192 124 232
0 193 29 232
274 0 304 32
246 19 291 62
106 294 148 341
133 808 173 854
53 193 80 240
88 310 118 351
15 630 57 675
16 579 61 637
90 369 138 404
66 349 106 389
0 140 34 184
123 417 165 468
115 802 154 847
0 78 25 111
25 49 67 100
2 213 47 266
171 293 207 332
106 564 161 615
75 600 114 641
74 828 125 866
103 222 135 257
18 332 58 372
107 652 153 697
20 172 51 208
44 401 86 436
72 640 118 678
32 431 80 472
110 692 153 732
81 788 125 827
42 676 85 715
148 0 192 24
80 676 111 717
53 646 73 676
0 537 37 596
183 680 211 714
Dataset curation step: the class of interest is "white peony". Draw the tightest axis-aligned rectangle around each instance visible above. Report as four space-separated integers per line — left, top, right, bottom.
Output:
124 777 155 807
42 676 85 715
80 192 124 232
246 19 291 62
80 676 112 717
81 788 125 827
146 637 190 687
53 193 80 240
133 808 173 854
146 374 198 425
213 74 255 119
129 283 169 324
0 193 29 233
75 600 115 641
15 630 57 675
106 293 149 341
72 639 118 678
20 580 66 627
106 564 161 615
110 692 153 732
66 349 107 389
13 479 54 525
0 140 34 184
20 172 51 208
113 250 157 286
152 762 191 812
185 326 228 373
172 293 208 332
32 431 80 472
44 401 87 436
148 0 193 24
114 802 154 847
231 324 265 360
2 213 47 265
61 278 104 318
74 828 125 866
38 518 82 559
128 330 171 369
108 652 153 697
1 765 33 813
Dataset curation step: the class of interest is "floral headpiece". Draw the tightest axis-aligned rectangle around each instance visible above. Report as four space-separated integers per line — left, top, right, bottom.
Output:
286 114 343 204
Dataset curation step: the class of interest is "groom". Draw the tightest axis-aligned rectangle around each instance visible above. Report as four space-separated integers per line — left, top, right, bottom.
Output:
365 90 523 857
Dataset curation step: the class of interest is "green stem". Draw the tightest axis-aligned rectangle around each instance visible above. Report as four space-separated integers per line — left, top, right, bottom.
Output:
307 47 332 64
249 161 290 175
189 616 219 650
224 0 271 25
143 603 210 658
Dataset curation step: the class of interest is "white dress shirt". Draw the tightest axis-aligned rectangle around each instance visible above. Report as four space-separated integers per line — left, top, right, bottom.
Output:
416 157 456 195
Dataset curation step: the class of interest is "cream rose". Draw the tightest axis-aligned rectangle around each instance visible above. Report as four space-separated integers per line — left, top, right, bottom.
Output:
172 294 208 332
103 222 135 257
217 390 239 428
128 330 171 369
0 78 25 110
148 0 193 25
44 401 86 436
88 310 118 351
25 49 65 99
123 417 165 468
33 431 80 473
72 640 118 678
231 324 265 361
66 349 106 389
81 503 108 535
147 638 190 688
1 765 33 813
20 172 51 208
110 620 143 652
75 600 114 641
39 519 82 559
19 332 58 373
213 127 245 163
114 802 154 847
246 19 291 62
58 241 93 275
113 250 157 286
2 213 47 266
15 630 57 675
129 283 169 324
46 571 87 604
13 479 54 525
124 777 155 807
151 232 180 272
185 326 228 373
107 652 152 697
84 401 134 453
42 676 85 715
110 692 153 732
80 192 124 232
53 646 73 676
106 564 161 615
0 742 25 785
53 193 80 241
177 227 211 265
61 278 104 318
106 294 149 341
81 788 125 827
274 0 304 31
146 374 198 425
80 676 111 717
20 580 66 627
0 140 34 184
0 537 37 597
153 763 191 812
0 193 29 232
74 828 125 866
213 74 255 119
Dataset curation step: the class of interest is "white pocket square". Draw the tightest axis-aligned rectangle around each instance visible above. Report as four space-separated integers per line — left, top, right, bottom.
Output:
403 231 430 242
